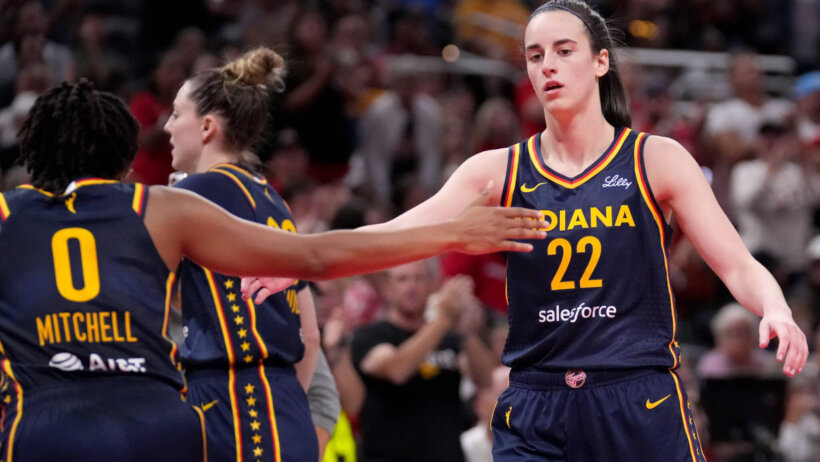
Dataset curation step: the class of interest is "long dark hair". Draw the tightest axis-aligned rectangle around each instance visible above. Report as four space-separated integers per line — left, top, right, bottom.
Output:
529 0 631 128
18 79 139 194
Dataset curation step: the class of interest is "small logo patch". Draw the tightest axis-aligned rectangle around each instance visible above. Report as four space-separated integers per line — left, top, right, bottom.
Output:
645 394 671 409
565 369 586 388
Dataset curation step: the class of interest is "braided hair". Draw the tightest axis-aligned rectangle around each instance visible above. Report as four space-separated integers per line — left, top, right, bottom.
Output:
18 79 139 194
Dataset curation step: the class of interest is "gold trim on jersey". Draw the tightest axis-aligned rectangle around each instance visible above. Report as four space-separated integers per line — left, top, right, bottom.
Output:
203 269 244 461
258 364 282 462
0 193 9 220
528 128 631 189
132 183 146 216
2 359 21 462
632 132 679 369
670 370 700 462
162 273 180 369
210 169 256 210
245 299 269 361
503 144 521 208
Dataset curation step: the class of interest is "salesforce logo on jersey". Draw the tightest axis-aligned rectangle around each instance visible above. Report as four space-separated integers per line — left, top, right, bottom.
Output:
538 302 617 323
48 352 147 373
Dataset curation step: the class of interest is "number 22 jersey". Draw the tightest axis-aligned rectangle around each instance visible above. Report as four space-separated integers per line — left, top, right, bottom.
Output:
501 128 682 371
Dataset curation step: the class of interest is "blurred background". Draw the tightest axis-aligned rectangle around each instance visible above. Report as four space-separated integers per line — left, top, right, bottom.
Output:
0 0 819 461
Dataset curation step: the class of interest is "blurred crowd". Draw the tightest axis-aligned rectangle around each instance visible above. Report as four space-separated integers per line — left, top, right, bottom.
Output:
1 0 820 461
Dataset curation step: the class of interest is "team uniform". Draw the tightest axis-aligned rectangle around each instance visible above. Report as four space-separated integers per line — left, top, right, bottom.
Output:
175 163 317 462
493 128 706 461
0 179 205 462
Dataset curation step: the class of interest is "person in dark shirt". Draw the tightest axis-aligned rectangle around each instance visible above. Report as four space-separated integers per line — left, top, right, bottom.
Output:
351 261 496 462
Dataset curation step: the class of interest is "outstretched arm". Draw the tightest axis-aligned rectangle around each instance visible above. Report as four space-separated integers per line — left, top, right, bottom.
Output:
144 185 547 281
644 136 808 376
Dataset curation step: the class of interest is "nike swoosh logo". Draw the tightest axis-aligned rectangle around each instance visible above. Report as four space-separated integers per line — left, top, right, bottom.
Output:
520 182 548 193
201 400 219 412
645 394 671 409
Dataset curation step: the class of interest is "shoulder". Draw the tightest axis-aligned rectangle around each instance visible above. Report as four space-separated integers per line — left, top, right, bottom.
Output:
642 134 702 201
175 171 234 194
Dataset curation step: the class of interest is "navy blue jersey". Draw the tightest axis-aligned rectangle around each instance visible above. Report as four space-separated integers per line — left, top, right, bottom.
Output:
0 180 183 389
500 128 681 371
175 163 306 368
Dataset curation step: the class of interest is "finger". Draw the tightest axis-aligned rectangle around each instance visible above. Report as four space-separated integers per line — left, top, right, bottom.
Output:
244 279 264 301
758 320 772 348
254 288 273 305
775 329 790 363
500 241 534 253
503 207 545 220
507 229 548 240
508 217 550 230
241 277 254 296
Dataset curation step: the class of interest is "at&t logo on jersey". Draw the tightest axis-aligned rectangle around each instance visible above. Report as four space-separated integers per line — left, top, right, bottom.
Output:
538 302 617 323
48 352 147 373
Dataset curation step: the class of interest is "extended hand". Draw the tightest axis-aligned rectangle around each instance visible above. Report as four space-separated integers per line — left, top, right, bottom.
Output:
452 181 547 254
759 310 808 376
241 276 296 304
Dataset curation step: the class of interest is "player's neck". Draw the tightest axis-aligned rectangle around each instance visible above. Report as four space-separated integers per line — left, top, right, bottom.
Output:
540 112 614 172
196 146 241 173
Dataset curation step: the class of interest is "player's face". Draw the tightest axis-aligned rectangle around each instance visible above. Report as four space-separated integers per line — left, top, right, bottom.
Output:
524 11 608 120
164 81 204 174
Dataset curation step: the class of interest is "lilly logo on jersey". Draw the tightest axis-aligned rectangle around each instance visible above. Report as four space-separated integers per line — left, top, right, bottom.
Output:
602 174 632 190
538 302 617 323
48 352 147 373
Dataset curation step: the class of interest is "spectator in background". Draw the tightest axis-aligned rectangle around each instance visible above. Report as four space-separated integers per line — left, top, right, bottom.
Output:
351 261 497 462
354 65 442 207
697 303 781 379
0 0 74 107
703 50 795 218
730 121 820 276
129 50 185 185
461 366 510 462
279 8 355 182
795 71 820 145
453 0 529 60
72 4 132 95
778 377 820 462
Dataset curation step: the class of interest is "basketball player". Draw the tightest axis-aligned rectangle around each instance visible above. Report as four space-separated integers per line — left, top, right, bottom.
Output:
244 1 809 460
163 47 318 461
0 80 546 461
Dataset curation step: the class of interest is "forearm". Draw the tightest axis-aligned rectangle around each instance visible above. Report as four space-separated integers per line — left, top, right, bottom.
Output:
297 223 456 280
295 289 320 391
461 334 496 388
381 316 452 384
720 256 789 317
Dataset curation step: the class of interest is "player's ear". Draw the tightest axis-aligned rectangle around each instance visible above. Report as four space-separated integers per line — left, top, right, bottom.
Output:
201 115 218 144
595 48 609 78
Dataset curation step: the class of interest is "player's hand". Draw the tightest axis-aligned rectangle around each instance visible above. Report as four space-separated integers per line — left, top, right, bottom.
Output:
759 308 808 377
241 276 296 304
450 181 547 254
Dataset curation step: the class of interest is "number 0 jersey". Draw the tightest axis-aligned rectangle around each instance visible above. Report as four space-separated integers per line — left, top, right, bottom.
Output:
0 180 183 389
501 128 682 371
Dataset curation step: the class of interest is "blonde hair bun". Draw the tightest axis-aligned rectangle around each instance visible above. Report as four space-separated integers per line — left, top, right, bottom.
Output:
221 47 286 93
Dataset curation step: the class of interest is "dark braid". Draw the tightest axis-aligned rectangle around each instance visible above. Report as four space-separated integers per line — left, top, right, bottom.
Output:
17 79 139 194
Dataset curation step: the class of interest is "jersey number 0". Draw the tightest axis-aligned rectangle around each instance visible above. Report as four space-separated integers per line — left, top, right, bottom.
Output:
51 227 100 302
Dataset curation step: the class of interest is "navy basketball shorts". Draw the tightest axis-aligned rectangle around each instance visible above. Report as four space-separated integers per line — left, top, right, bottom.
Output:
491 368 706 462
1 376 205 462
186 363 318 462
